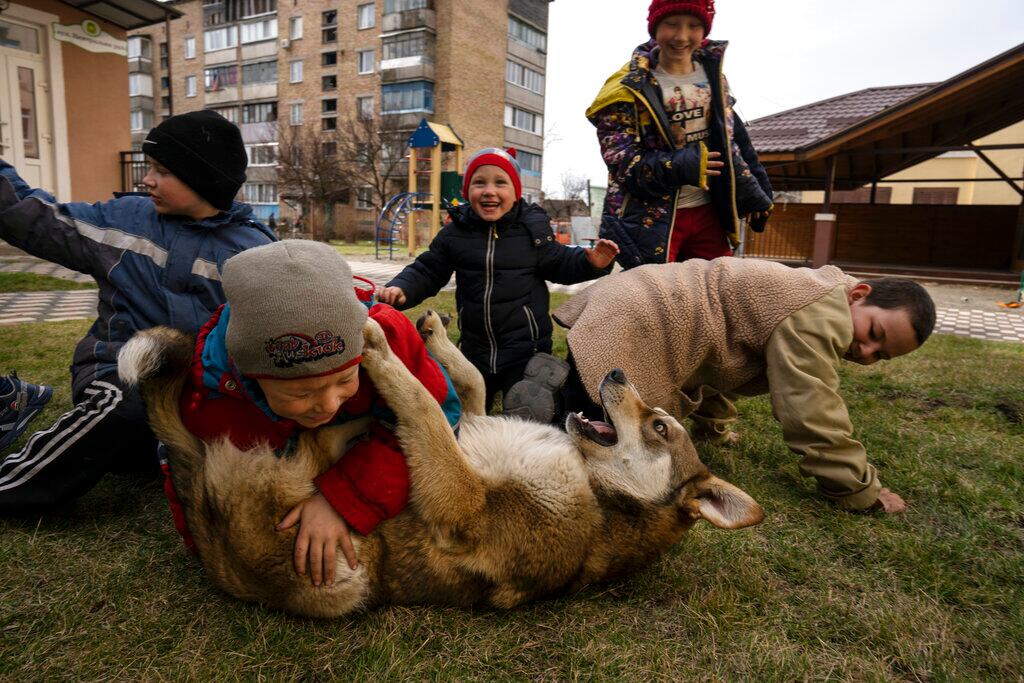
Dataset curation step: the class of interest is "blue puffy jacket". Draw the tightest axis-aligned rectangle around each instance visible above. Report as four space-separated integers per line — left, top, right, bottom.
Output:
0 160 276 396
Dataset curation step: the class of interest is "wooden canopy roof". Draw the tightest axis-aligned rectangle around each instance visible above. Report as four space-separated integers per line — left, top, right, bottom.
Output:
746 43 1024 191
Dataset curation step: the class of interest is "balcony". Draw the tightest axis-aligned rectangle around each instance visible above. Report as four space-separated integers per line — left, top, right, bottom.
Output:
128 57 152 75
380 56 435 83
382 8 435 33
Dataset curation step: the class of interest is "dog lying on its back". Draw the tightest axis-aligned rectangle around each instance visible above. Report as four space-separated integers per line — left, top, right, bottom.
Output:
118 310 763 617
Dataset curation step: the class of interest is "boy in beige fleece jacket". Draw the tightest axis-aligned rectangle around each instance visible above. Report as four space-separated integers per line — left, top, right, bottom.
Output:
552 258 936 514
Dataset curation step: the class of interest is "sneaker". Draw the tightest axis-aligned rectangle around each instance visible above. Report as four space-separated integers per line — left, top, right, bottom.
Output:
0 372 53 450
502 353 571 423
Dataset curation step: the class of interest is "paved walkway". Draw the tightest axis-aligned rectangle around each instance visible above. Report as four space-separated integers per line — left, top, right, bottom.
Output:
1 248 1022 344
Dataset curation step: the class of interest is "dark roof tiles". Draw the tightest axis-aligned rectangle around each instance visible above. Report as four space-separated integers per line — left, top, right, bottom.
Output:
746 84 935 152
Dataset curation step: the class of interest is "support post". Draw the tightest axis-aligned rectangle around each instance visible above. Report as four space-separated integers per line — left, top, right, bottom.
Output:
430 145 442 239
812 156 837 268
1013 161 1024 273
407 149 417 256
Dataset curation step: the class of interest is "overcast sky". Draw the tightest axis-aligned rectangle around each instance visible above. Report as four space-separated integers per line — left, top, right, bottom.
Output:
541 0 1024 197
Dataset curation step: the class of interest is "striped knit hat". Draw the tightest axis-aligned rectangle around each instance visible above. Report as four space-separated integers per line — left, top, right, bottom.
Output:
462 147 522 200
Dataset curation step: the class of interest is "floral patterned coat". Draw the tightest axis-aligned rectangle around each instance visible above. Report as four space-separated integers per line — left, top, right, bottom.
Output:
587 39 773 268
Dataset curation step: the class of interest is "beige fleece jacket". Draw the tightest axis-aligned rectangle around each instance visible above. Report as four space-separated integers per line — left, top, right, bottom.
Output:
553 258 880 510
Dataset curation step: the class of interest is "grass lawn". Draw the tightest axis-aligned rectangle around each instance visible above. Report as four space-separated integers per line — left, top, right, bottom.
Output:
330 239 429 259
1 292 1022 680
0 272 95 292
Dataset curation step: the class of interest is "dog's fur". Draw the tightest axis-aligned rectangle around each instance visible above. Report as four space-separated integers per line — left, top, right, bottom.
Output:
118 311 763 617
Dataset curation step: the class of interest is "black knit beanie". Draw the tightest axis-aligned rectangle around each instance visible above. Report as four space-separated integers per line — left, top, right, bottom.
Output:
142 110 247 212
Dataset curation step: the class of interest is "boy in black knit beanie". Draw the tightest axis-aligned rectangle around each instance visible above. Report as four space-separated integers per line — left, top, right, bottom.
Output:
0 110 275 514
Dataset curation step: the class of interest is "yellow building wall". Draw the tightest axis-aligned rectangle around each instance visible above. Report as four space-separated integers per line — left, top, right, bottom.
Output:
802 120 1023 206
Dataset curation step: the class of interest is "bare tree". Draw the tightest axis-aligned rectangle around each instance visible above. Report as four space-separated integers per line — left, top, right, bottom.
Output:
334 109 410 227
273 125 351 241
560 170 589 205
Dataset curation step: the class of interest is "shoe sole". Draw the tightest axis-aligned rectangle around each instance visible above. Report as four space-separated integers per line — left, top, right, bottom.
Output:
502 354 570 423
0 386 53 450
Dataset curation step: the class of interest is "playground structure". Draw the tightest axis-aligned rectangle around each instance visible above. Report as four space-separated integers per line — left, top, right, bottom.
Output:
375 119 465 259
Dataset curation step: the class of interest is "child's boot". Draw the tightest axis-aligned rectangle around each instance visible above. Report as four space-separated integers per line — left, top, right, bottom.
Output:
0 371 53 451
502 353 570 424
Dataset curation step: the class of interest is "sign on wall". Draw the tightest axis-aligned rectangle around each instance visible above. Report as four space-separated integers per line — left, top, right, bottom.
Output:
51 19 126 56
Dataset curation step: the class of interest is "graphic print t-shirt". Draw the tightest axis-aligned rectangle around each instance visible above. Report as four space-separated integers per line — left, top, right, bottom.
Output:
654 61 712 208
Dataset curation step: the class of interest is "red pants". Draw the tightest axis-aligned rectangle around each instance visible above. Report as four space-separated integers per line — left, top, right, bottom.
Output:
667 203 733 262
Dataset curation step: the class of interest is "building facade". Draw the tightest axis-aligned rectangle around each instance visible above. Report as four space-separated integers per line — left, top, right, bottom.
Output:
1 1 169 202
128 0 552 233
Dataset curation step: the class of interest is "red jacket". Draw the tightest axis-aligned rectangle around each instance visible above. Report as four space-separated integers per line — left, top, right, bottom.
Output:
176 303 457 539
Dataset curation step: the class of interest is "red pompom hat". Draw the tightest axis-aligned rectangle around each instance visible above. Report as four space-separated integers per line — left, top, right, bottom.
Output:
462 147 522 200
647 0 716 37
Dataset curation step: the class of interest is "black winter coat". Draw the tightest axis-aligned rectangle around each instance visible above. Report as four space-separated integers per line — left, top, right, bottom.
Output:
386 202 609 374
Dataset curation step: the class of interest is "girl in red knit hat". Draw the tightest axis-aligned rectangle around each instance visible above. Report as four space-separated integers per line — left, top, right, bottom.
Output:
587 0 774 268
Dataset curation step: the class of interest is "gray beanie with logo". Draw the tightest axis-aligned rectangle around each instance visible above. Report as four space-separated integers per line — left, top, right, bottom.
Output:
222 240 368 379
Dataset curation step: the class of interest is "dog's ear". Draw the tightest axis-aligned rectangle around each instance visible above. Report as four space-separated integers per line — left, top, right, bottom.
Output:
681 475 764 529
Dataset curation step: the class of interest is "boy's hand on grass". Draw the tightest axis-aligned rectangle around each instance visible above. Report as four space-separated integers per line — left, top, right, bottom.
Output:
585 239 620 269
378 286 406 307
278 492 358 587
873 488 907 514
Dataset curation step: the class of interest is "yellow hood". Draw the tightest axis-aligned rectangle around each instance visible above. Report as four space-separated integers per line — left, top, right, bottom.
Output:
585 61 633 120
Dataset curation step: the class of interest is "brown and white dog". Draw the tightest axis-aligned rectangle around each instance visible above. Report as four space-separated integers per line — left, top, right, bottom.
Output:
117 310 763 618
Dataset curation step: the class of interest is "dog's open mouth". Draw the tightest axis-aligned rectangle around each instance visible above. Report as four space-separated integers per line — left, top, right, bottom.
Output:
568 412 618 446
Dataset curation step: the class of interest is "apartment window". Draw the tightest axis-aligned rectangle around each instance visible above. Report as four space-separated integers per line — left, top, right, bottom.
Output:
129 109 153 132
160 76 170 90
356 187 373 210
184 36 196 59
357 95 374 120
508 16 546 52
289 16 303 40
127 36 151 60
357 49 374 74
322 10 337 25
322 98 338 113
240 18 277 44
204 64 238 91
913 187 959 205
241 0 276 18
185 75 197 97
241 101 277 123
159 42 168 69
243 182 278 204
161 95 171 110
381 81 433 113
322 74 337 91
322 51 338 66
242 59 277 84
383 0 428 11
128 73 153 97
204 26 238 52
517 150 542 177
322 141 337 157
382 31 432 62
506 60 544 94
357 3 375 29
210 105 239 123
289 59 303 83
322 116 337 131
322 27 337 43
504 105 542 135
289 102 303 125
246 143 277 166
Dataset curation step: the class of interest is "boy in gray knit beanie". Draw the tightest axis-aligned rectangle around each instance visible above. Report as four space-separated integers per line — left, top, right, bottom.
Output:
177 239 462 588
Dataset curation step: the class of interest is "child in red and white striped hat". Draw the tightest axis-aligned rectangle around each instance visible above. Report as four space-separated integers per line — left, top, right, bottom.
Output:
379 147 619 419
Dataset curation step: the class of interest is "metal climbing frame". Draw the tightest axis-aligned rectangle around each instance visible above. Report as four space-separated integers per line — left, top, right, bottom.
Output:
374 192 431 260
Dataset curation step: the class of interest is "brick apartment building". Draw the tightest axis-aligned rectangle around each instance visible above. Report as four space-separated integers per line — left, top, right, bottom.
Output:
127 0 551 235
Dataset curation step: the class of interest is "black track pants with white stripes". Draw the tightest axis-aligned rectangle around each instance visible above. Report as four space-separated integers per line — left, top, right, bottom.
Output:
0 377 158 514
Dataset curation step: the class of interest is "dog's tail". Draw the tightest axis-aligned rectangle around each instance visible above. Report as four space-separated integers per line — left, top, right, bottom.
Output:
118 326 201 459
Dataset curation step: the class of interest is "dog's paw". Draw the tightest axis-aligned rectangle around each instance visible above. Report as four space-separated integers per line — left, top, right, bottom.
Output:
415 310 452 342
360 319 392 366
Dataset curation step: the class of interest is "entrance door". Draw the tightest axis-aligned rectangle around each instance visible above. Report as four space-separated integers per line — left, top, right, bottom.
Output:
0 17 55 194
